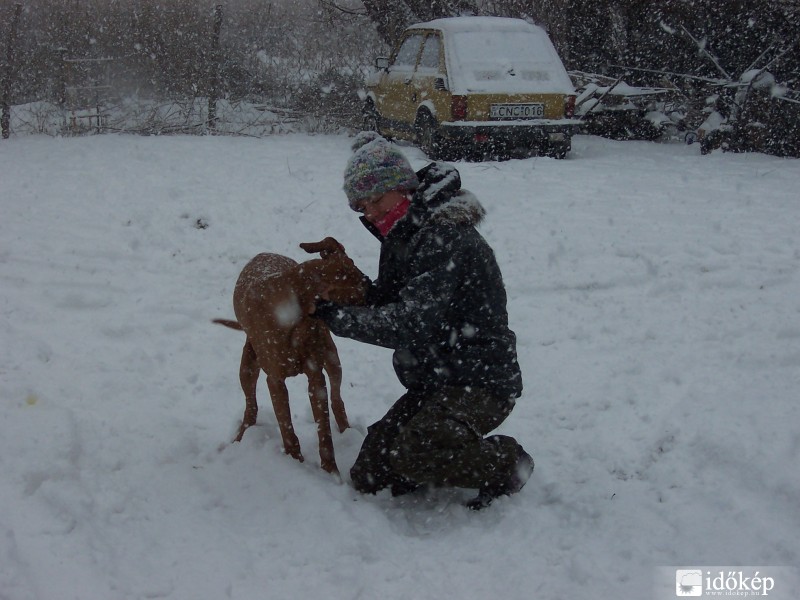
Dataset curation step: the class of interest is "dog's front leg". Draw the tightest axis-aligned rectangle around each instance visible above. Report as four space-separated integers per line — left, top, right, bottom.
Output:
323 335 349 433
305 366 338 474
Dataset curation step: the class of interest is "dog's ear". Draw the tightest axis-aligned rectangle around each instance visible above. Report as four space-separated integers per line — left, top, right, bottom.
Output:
299 237 345 258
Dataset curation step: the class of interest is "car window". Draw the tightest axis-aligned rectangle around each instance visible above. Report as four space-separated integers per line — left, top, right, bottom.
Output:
417 34 441 73
392 33 424 70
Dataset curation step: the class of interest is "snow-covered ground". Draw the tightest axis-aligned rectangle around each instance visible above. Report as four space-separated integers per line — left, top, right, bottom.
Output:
1 133 798 600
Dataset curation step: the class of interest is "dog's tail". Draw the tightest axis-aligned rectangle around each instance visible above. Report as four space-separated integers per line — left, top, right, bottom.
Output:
212 318 243 331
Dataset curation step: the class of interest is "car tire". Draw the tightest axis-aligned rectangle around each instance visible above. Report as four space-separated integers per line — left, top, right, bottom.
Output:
415 111 443 159
363 100 380 134
545 142 569 159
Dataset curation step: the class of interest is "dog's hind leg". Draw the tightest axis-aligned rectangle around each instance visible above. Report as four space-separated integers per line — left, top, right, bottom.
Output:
266 375 303 463
235 339 260 442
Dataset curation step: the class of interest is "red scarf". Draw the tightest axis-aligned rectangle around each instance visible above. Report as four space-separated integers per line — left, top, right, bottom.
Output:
375 197 411 237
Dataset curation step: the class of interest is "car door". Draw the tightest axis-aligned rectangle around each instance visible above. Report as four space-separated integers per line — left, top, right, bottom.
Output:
412 32 449 123
376 32 425 133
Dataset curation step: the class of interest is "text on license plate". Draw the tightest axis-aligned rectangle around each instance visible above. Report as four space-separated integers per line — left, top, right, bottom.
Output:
490 103 545 119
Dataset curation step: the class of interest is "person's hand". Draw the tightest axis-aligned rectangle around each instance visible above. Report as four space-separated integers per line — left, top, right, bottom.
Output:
310 298 335 319
317 284 332 302
307 285 332 315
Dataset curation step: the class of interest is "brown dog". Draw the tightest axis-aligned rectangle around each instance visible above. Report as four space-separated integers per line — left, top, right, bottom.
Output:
214 237 367 474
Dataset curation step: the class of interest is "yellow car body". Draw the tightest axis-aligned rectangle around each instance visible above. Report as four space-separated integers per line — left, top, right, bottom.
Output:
365 17 581 159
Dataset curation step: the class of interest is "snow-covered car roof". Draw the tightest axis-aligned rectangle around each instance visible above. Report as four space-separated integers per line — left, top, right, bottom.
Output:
407 17 575 96
408 16 542 34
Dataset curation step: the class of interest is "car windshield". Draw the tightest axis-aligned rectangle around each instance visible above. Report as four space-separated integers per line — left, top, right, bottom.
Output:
447 29 573 94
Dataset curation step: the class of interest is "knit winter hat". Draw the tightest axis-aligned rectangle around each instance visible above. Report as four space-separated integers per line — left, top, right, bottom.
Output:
343 131 419 210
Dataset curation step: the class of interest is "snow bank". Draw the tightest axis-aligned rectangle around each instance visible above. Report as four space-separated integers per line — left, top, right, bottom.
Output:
1 133 798 599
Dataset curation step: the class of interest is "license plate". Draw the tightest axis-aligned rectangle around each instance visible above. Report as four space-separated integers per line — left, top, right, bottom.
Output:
490 103 545 119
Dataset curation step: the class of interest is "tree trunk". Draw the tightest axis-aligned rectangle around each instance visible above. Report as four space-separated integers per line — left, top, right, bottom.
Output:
1 3 23 139
207 4 223 131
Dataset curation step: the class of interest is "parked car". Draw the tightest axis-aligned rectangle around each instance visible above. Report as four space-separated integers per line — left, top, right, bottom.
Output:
363 17 581 159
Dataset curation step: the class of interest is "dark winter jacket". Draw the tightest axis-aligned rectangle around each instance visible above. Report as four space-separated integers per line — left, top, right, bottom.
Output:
318 162 523 399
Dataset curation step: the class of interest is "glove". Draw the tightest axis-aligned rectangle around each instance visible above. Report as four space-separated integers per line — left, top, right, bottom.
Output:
310 298 337 321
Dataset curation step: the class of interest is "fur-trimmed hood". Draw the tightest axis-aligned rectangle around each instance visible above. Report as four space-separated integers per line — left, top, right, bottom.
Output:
428 189 485 226
413 162 486 227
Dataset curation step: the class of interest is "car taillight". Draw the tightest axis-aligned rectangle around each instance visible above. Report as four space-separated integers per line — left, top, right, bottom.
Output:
451 95 467 121
565 95 576 118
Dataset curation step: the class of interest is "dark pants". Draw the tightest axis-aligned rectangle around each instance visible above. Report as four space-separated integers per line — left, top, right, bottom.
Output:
349 386 524 494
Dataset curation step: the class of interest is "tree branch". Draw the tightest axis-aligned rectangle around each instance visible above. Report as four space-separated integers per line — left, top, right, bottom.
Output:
318 0 367 17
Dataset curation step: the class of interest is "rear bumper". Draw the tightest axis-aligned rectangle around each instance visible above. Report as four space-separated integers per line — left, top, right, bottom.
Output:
440 119 583 146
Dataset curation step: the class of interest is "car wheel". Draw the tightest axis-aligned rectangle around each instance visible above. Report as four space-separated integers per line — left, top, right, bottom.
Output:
363 100 380 134
545 143 569 159
415 111 443 159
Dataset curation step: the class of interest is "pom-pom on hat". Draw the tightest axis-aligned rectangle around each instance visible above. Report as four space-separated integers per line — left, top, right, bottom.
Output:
343 131 419 210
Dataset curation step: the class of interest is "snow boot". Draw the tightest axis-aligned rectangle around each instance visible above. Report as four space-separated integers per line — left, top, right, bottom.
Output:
466 449 534 510
390 478 422 497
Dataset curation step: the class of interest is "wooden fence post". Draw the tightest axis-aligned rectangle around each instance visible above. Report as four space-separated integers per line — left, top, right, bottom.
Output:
207 4 223 131
1 3 23 139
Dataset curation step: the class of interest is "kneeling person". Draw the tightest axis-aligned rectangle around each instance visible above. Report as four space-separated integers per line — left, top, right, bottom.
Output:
313 132 533 509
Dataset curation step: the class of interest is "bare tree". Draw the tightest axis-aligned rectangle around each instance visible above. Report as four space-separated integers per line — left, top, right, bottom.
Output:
319 0 480 45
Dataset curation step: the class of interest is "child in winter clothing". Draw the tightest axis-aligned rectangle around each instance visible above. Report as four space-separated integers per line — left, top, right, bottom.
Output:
314 132 533 509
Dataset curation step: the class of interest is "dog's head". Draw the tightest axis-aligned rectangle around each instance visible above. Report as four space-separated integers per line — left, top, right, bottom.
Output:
299 238 367 306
